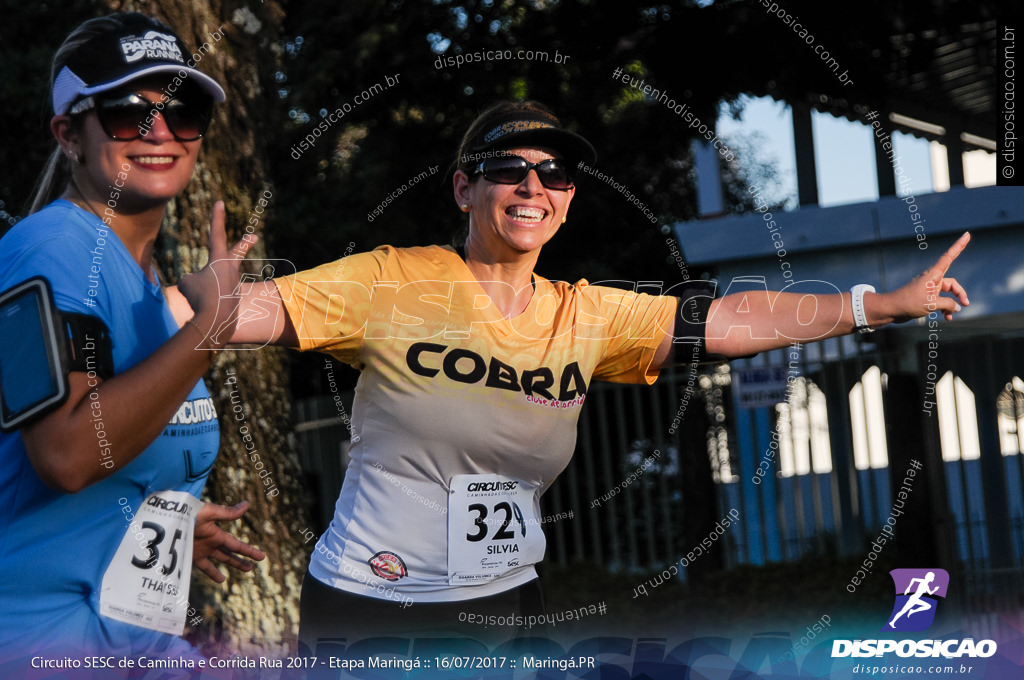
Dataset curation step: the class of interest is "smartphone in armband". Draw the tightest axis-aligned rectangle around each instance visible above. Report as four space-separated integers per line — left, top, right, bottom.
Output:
0 276 114 433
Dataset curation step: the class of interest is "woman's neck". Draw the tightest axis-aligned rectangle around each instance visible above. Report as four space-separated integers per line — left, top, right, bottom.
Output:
461 237 538 318
63 182 166 280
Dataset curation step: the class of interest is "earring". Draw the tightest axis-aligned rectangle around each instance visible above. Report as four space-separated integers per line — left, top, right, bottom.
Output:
562 216 567 223
460 204 470 213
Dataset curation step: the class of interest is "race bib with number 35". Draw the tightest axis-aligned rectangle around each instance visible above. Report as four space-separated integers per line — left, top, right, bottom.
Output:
447 474 545 585
100 490 201 634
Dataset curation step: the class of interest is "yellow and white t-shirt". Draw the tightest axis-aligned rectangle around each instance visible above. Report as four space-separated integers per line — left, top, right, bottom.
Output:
276 244 678 601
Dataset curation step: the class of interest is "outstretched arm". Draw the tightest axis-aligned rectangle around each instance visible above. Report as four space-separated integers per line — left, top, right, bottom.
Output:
170 280 298 347
664 232 970 361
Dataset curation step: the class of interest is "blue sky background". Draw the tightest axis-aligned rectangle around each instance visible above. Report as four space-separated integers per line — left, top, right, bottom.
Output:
716 95 942 210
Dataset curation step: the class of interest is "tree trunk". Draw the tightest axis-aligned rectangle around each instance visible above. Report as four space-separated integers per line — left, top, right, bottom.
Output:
110 0 309 656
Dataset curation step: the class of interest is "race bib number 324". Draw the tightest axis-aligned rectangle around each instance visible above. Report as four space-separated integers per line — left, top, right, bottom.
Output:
447 474 545 585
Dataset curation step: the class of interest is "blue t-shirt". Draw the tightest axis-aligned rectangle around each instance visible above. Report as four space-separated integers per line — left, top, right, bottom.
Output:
0 201 219 661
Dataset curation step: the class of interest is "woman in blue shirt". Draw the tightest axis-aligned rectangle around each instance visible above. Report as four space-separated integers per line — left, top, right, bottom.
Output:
0 11 264 667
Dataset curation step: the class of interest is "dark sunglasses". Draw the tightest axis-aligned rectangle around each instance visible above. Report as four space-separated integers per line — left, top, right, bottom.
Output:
69 92 213 142
470 156 574 191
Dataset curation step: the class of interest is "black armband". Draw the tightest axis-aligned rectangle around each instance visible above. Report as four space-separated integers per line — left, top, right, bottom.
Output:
0 277 114 432
63 311 115 378
671 280 716 365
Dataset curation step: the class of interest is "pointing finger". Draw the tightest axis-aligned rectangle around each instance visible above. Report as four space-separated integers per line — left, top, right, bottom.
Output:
932 231 970 276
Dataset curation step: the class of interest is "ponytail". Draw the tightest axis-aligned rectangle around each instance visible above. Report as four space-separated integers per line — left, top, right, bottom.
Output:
28 147 73 215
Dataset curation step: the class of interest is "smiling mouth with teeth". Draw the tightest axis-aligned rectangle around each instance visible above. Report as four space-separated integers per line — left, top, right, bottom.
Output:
131 156 175 165
506 206 547 223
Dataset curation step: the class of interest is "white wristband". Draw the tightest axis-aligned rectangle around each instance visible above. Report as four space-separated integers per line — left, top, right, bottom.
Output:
850 284 876 334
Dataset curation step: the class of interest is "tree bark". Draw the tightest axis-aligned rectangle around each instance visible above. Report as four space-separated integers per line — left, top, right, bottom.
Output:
109 0 308 656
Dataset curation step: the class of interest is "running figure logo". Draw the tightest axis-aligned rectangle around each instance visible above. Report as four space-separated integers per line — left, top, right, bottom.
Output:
883 568 950 632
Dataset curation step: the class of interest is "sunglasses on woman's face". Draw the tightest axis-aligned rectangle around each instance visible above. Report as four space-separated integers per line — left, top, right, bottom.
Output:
69 92 213 142
470 155 575 191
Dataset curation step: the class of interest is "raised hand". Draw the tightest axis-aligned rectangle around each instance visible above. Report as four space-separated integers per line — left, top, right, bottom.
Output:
880 232 970 324
177 201 258 349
